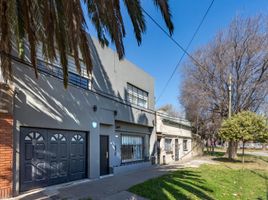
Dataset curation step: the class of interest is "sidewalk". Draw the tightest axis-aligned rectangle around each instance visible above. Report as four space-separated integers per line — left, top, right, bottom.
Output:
13 158 213 200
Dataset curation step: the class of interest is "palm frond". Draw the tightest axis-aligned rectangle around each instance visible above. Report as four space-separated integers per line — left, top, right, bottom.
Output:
55 0 68 88
123 0 145 45
0 0 13 81
153 0 174 35
0 0 174 86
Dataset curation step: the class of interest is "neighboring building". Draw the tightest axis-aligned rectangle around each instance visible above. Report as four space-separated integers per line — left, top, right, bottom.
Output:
0 36 156 196
156 111 192 165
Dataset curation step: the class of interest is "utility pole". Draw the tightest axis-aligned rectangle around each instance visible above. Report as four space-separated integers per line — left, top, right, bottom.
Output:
227 73 233 158
228 74 232 118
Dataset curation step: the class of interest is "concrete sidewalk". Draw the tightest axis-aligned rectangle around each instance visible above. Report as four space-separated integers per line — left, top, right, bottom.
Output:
12 158 212 200
246 151 268 157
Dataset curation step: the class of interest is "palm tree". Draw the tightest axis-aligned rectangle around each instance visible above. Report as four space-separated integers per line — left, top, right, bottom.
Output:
0 0 173 87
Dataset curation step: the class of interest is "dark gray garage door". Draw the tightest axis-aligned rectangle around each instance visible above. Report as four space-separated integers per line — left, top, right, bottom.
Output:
20 127 87 192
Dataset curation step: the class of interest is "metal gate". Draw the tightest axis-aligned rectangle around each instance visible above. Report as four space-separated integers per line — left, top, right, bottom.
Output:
20 127 87 192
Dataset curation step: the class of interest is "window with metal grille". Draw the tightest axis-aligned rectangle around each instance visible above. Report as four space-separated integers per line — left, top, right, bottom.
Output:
121 135 144 163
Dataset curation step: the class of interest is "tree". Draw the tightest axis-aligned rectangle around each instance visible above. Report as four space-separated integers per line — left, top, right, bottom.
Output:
0 0 174 87
157 104 181 118
219 111 268 162
180 15 268 159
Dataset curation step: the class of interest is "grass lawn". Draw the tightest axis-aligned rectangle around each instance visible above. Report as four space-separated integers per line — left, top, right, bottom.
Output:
129 154 268 200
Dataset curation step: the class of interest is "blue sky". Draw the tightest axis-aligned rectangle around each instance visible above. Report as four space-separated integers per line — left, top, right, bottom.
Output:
84 0 268 112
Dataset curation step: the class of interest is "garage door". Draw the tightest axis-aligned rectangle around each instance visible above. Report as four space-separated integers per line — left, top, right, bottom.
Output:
20 127 87 192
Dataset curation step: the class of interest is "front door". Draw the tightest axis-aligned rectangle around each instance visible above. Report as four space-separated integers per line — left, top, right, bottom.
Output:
157 138 161 164
100 135 109 176
175 139 179 161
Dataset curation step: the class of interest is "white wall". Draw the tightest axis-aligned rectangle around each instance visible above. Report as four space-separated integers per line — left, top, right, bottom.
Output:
156 114 192 164
159 137 192 164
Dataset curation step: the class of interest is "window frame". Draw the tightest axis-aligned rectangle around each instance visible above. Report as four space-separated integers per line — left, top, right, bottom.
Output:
37 58 90 89
127 83 149 109
121 134 144 163
183 139 188 151
164 138 173 154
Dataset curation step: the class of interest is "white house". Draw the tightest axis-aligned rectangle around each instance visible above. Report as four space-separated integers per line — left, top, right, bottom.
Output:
156 111 192 164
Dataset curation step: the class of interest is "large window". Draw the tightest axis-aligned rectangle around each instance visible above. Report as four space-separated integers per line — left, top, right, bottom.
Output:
127 83 148 108
121 135 144 163
37 59 90 89
165 139 173 153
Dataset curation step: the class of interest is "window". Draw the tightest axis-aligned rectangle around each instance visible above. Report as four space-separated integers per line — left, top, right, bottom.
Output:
165 139 173 153
127 83 148 108
37 59 90 89
183 140 188 151
121 135 143 163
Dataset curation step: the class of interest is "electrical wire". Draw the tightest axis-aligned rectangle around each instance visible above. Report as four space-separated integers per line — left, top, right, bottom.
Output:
142 0 215 103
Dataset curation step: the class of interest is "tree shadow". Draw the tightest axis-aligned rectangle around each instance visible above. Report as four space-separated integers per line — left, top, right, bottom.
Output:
251 156 268 163
212 157 254 163
249 169 268 200
204 150 225 157
129 170 215 200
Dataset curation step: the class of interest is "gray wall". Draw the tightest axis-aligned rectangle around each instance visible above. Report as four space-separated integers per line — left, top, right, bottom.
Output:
89 37 155 110
11 36 156 194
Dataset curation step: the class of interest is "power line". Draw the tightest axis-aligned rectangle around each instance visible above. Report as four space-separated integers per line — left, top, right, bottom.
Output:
155 0 215 103
142 0 215 103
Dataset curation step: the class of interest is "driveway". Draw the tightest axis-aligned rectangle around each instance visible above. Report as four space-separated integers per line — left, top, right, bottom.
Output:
12 158 213 200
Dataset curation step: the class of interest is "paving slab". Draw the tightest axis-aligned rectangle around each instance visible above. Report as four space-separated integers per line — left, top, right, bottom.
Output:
12 157 212 200
102 191 148 200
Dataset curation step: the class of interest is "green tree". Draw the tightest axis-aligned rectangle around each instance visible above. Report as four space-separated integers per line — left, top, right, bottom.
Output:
0 0 173 87
219 111 268 163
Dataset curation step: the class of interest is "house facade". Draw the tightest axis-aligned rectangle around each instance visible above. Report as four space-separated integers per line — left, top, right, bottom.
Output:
0 37 156 197
156 111 192 165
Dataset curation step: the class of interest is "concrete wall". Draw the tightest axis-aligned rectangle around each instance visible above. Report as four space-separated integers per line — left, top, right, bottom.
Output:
89 38 155 110
192 135 204 157
159 137 192 164
10 36 156 194
159 121 192 138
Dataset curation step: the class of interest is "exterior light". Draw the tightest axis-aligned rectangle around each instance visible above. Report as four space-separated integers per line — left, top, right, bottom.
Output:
92 121 97 128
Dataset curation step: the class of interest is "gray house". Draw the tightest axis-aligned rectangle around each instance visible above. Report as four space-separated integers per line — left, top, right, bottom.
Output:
0 37 156 195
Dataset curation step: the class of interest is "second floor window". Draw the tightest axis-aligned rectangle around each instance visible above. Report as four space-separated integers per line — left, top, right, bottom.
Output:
37 59 90 90
127 83 148 108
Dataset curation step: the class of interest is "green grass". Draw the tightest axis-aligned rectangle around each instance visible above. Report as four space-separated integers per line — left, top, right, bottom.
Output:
129 154 268 200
